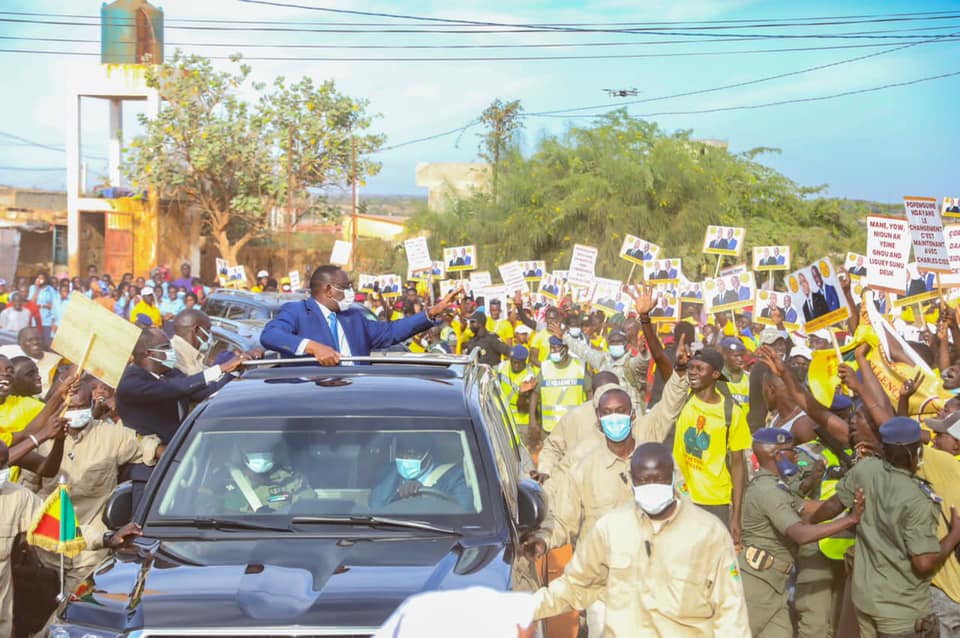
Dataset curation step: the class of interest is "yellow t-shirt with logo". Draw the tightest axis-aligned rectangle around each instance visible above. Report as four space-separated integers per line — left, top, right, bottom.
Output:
722 372 751 417
673 394 752 506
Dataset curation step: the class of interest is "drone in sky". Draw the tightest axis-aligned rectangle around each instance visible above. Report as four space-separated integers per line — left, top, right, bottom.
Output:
603 88 642 97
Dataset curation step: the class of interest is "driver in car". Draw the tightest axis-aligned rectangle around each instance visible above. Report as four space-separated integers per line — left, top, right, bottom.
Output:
200 446 314 514
369 437 473 511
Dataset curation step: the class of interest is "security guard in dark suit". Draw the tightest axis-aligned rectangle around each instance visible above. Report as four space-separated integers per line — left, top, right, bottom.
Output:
739 428 864 637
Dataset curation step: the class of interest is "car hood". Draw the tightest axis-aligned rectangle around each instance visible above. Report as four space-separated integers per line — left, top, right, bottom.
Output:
62 534 512 631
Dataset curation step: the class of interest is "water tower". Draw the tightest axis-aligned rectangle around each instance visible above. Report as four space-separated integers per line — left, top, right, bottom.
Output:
65 0 164 277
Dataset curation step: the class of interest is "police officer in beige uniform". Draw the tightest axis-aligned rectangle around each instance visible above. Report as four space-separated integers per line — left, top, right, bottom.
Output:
739 428 863 637
25 382 163 594
532 442 750 636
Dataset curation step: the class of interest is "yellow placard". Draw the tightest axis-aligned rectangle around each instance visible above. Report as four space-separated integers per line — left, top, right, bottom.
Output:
51 292 141 388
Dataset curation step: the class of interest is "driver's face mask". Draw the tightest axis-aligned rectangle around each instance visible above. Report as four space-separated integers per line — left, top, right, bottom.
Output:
395 451 428 480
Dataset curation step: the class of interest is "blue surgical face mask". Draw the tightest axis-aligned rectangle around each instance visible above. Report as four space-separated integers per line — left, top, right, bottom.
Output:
609 344 626 359
177 291 186 299
244 453 274 474
396 457 424 480
549 352 564 363
197 326 215 354
148 347 177 370
775 452 800 478
600 413 632 442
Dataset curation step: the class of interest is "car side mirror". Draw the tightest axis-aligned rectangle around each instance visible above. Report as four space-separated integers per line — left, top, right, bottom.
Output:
102 481 134 531
517 479 546 534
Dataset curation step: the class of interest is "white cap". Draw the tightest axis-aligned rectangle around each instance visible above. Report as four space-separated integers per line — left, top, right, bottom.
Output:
140 285 155 297
514 324 532 335
759 326 787 345
811 329 832 342
372 587 535 638
257 270 269 278
790 345 813 361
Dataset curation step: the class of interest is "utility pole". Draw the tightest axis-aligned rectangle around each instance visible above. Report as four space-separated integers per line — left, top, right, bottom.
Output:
350 137 359 271
285 128 293 275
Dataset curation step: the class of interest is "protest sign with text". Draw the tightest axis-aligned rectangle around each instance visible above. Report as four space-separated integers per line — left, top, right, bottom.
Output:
330 240 353 267
866 215 911 293
567 244 598 289
903 196 951 273
403 237 432 274
498 261 528 295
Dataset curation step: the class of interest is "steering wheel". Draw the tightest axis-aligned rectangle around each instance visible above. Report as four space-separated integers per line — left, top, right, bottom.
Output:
414 488 461 504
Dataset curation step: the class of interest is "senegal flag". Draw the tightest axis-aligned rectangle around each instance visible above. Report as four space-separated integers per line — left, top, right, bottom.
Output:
27 483 86 558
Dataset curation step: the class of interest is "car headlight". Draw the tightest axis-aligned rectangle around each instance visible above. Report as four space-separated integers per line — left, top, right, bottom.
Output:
49 625 120 638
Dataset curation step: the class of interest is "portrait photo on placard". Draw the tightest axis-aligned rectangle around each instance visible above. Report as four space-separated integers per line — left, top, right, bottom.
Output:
443 245 477 272
702 225 746 257
619 234 662 265
704 271 755 313
591 278 628 316
786 258 850 330
943 196 960 218
754 289 801 327
643 258 681 285
844 252 867 278
540 272 563 301
752 245 790 271
522 260 546 281
650 287 679 322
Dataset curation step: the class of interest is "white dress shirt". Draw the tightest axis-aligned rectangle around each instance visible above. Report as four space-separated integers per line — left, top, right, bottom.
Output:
296 299 353 360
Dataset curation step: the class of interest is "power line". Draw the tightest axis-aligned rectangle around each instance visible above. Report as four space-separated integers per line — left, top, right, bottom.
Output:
378 119 481 152
526 69 960 119
0 131 109 160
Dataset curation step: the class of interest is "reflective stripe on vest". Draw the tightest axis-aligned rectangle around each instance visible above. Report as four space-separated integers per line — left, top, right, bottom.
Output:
499 364 531 426
540 361 585 432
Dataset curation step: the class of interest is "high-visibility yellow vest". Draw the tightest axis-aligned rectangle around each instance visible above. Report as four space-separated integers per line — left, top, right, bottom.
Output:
818 447 857 560
498 361 536 427
539 358 585 433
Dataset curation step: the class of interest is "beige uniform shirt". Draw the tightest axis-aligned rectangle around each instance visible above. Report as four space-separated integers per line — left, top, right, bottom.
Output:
25 420 161 570
539 371 690 480
534 499 750 637
172 334 205 376
548 442 633 549
0 482 40 638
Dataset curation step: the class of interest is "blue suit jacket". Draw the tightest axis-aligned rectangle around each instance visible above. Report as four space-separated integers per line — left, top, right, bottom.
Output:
116 364 231 443
823 284 840 311
369 464 473 511
260 299 434 358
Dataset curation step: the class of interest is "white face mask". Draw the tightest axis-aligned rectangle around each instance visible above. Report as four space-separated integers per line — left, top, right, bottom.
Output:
568 328 582 338
0 467 10 489
244 453 275 475
633 483 675 515
64 408 93 430
337 288 356 313
196 326 215 354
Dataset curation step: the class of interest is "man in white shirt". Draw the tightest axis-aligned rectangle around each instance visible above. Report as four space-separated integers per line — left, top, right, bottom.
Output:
0 293 31 332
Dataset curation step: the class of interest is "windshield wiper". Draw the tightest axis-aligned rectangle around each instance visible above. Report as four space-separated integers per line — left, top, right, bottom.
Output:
158 517 292 533
290 515 460 536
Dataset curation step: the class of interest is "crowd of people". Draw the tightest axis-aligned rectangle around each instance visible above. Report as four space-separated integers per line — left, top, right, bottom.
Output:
2 257 960 637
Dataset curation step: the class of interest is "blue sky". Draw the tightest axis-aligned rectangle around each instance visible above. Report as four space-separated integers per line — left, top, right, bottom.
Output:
0 0 958 203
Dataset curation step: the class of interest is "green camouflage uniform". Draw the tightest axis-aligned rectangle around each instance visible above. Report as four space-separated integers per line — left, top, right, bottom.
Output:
200 464 313 513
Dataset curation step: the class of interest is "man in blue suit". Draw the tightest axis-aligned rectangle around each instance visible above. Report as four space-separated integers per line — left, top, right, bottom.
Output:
260 265 458 364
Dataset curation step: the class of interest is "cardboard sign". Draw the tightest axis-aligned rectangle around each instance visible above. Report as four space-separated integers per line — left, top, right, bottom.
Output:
226 265 246 284
330 240 353 267
704 271 755 314
443 245 477 273
945 224 960 286
51 292 141 388
403 237 432 274
288 270 301 291
702 225 745 257
215 258 229 286
591 278 627 317
567 244 598 289
619 234 661 266
866 215 911 293
642 258 681 285
679 280 705 302
844 252 868 279
358 273 376 293
470 271 493 289
754 289 801 328
785 257 851 332
520 260 546 282
477 284 507 311
903 196 951 273
752 246 790 272
377 274 402 298
440 278 471 298
943 196 960 219
498 261 528 295
893 262 940 308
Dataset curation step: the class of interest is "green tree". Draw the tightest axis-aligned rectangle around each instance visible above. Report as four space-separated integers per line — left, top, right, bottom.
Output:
125 51 384 263
478 98 524 200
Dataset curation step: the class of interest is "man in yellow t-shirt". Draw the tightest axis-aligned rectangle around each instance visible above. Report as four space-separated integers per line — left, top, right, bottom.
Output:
487 299 514 346
673 347 752 546
719 336 750 418
130 285 162 327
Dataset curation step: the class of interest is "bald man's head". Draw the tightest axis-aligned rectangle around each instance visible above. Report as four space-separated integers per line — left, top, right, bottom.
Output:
593 371 620 388
173 308 213 349
630 442 674 485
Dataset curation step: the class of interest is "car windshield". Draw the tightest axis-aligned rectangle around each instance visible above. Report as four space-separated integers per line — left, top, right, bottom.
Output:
149 417 491 528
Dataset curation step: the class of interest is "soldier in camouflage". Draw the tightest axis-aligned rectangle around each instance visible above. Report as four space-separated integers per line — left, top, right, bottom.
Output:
200 448 313 514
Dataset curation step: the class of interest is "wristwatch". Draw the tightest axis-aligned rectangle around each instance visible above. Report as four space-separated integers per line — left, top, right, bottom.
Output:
102 531 115 549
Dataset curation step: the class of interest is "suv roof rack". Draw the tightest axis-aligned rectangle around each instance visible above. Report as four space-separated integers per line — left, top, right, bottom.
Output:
240 350 478 367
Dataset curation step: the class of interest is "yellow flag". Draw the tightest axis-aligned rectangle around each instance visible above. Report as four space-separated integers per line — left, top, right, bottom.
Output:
808 348 841 407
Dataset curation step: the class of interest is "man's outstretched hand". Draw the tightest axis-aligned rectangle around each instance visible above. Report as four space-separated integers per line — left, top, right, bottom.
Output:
427 287 463 320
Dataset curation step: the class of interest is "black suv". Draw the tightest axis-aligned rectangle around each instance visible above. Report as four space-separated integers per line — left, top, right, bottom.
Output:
51 355 545 637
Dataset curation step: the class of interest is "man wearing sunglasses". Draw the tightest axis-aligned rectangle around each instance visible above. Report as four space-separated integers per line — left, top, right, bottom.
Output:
260 265 460 364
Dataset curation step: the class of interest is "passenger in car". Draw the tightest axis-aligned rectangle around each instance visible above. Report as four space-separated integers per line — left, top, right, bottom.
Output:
198 444 313 514
369 436 473 511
